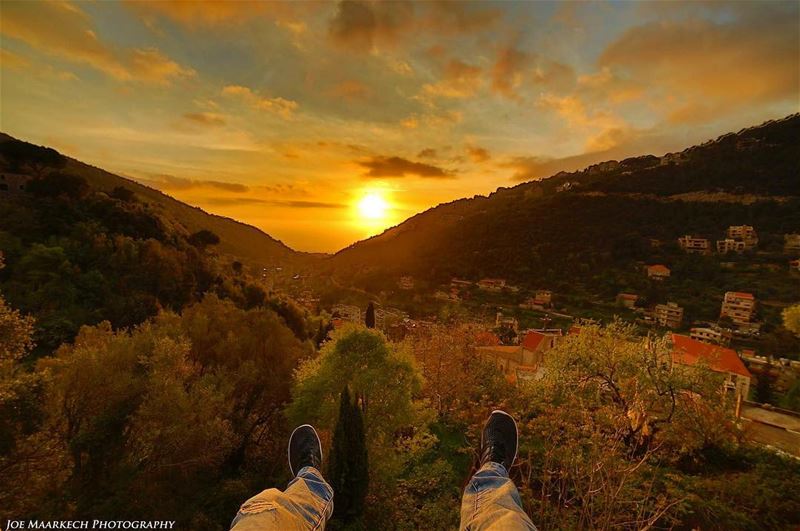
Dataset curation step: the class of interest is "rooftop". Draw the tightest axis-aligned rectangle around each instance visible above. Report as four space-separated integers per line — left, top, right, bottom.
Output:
671 334 751 378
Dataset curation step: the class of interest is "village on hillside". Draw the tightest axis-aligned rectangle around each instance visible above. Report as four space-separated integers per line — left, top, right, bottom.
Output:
266 225 800 457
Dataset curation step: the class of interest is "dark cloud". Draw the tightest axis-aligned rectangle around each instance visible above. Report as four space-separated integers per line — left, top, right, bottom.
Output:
143 174 249 192
183 112 226 126
359 156 454 178
328 1 499 51
204 197 346 208
329 1 413 51
467 145 491 163
417 148 438 158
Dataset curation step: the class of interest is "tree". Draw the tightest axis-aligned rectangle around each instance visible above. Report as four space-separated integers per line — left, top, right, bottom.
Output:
329 387 368 523
365 302 375 328
26 172 88 199
514 322 738 529
288 326 424 490
754 367 775 404
784 304 800 336
188 229 220 250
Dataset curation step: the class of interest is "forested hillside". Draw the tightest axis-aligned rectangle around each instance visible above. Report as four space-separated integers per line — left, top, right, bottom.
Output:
327 115 800 286
0 133 303 267
0 137 311 353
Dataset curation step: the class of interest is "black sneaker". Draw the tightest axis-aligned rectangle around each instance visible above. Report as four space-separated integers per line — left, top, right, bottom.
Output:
288 424 323 476
479 410 519 471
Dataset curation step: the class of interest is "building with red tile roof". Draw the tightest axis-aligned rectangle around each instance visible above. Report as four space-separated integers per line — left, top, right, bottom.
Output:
646 264 671 280
670 334 751 399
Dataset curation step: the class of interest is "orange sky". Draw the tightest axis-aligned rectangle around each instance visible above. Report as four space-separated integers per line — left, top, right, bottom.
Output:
1 1 798 252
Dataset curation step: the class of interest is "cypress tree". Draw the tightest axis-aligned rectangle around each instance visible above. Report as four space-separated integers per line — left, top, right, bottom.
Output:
365 302 375 329
329 387 369 523
349 391 369 517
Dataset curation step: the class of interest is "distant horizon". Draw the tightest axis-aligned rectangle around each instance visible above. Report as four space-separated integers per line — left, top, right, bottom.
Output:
2 1 798 251
2 109 798 254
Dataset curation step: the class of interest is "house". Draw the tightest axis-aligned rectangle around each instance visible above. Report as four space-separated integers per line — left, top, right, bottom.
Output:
476 329 562 384
720 291 756 325
478 278 506 292
616 293 639 309
495 312 519 333
785 234 800 254
397 276 415 290
690 326 732 346
451 278 473 287
654 302 683 328
678 235 711 254
533 290 552 306
521 329 562 365
716 239 746 254
670 334 751 399
0 173 33 194
726 225 758 249
646 264 671 280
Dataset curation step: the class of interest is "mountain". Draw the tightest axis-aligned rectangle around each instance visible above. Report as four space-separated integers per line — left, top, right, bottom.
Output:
325 115 800 291
0 133 313 353
0 132 303 266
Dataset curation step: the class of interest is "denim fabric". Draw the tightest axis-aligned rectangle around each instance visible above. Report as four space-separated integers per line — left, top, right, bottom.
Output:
230 467 334 531
460 462 537 531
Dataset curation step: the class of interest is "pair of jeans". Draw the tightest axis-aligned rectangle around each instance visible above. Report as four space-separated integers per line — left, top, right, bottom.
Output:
230 462 536 530
230 467 333 530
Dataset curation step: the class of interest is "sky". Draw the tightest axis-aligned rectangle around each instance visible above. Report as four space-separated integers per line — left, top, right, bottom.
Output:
1 1 798 252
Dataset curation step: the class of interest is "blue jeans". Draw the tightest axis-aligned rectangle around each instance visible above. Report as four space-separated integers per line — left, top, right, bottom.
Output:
460 462 537 530
230 467 333 530
230 462 536 530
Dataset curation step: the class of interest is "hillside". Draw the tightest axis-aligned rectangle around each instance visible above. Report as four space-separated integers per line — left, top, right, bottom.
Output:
0 132 304 267
326 115 800 290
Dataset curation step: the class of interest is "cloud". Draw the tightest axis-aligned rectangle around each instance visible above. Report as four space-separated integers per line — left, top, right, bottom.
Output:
598 9 799 124
422 59 482 99
328 79 372 101
417 148 438 158
203 197 346 209
491 46 574 101
142 174 249 193
183 112 226 127
358 156 454 178
329 1 414 51
1 1 194 84
222 85 298 118
328 1 499 51
467 145 491 163
127 1 304 27
537 93 632 152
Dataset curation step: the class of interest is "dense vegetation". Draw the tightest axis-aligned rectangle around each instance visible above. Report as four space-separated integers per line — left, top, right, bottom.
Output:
0 141 319 354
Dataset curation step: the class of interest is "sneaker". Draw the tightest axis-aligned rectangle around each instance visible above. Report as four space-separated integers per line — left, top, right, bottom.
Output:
288 424 323 476
479 410 518 471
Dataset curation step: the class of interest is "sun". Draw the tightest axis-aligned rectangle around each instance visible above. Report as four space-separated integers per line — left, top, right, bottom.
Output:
358 192 388 220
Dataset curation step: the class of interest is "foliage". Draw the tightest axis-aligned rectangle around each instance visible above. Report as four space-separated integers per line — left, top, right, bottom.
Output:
0 296 308 528
188 229 221 250
0 173 274 353
783 304 800 335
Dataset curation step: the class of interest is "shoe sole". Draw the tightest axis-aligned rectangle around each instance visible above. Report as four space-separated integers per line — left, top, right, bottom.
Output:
288 424 323 476
481 409 519 468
